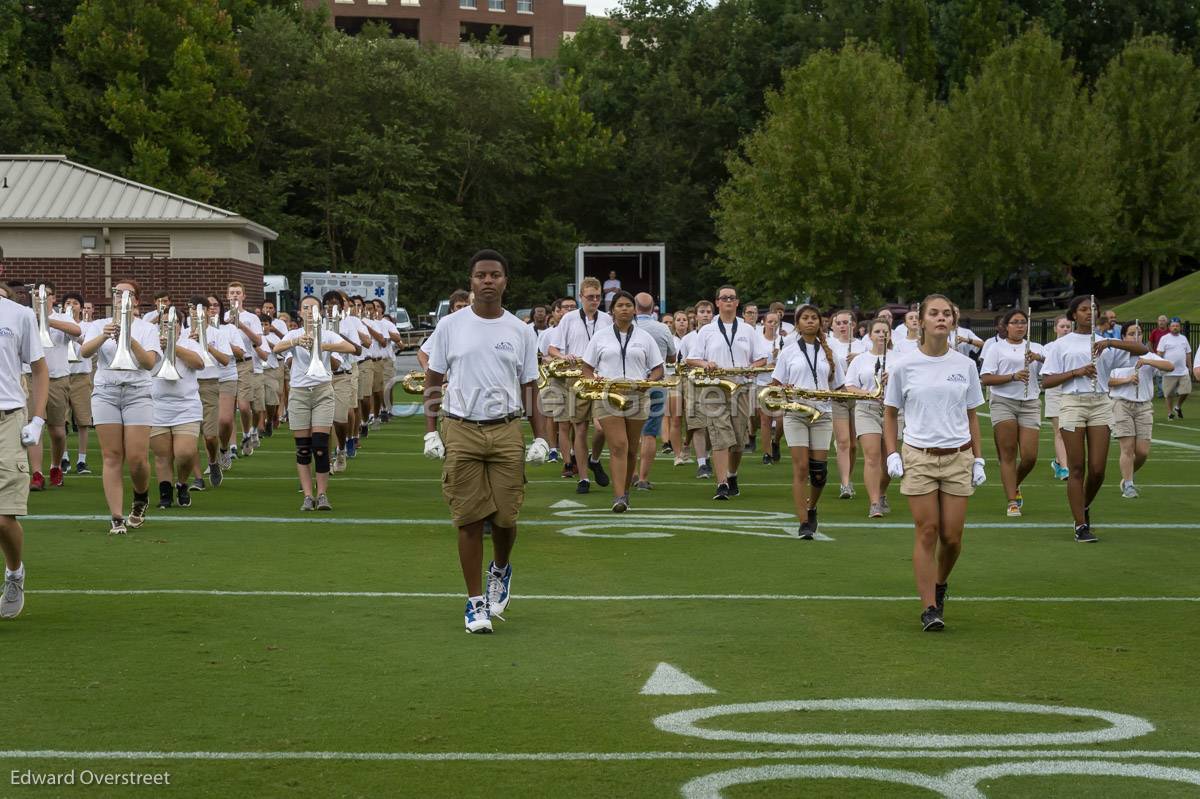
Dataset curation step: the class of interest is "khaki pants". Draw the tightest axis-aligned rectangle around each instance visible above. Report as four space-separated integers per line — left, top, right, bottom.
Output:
440 417 526 528
68 372 94 427
46 376 71 426
0 409 31 516
198 378 220 438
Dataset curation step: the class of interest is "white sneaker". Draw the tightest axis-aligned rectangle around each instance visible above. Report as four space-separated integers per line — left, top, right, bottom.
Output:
1121 480 1139 499
1 567 24 619
839 484 855 499
486 561 512 617
464 599 492 634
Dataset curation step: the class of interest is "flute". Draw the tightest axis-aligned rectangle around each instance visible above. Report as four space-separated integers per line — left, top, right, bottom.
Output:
1089 294 1098 392
1024 305 1032 399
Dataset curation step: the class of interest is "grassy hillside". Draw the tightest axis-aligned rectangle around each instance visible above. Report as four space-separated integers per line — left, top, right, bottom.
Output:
1112 269 1200 321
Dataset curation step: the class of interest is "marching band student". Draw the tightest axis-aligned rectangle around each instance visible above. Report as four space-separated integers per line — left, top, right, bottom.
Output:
954 323 985 362
630 293 674 491
541 296 576 468
1156 316 1193 419
884 295 986 632
225 282 264 458
547 277 612 495
80 279 162 534
186 296 233 490
769 304 845 538
1 290 47 620
325 292 361 473
261 300 289 434
374 299 404 422
1109 324 1173 498
582 291 665 510
1042 315 1074 480
668 312 691 464
60 294 94 475
341 293 374 458
844 318 893 517
210 295 244 472
150 313 207 509
686 285 769 501
1042 296 1148 543
754 311 787 466
892 309 921 356
274 296 357 511
979 308 1046 517
422 250 549 634
827 309 865 497
33 283 82 489
678 300 714 476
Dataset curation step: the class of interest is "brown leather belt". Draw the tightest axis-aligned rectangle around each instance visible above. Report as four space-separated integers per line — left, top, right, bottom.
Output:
909 442 972 456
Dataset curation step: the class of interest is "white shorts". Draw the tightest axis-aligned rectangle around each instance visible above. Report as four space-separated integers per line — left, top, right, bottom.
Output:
1044 386 1062 419
91 383 154 426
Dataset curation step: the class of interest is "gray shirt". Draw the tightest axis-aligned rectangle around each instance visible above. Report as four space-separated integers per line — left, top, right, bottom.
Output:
635 314 676 361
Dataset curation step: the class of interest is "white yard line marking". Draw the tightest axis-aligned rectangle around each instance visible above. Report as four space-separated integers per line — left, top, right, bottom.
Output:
640 663 717 696
1151 437 1200 452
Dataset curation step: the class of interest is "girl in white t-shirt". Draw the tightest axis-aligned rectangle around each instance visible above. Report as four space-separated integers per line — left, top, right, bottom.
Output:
892 309 921 357
1109 324 1173 498
668 313 691 465
187 295 234 492
979 308 1046 517
755 312 787 467
844 318 893 517
883 295 985 632
1042 315 1074 481
581 291 665 512
149 312 208 511
1042 296 1148 542
827 309 865 498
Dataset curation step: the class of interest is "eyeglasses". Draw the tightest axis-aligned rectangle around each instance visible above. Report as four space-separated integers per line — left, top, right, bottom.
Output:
717 295 738 302
582 294 601 301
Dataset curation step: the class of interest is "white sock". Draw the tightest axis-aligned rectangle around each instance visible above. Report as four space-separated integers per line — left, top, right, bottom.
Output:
468 594 485 608
5 562 23 580
698 457 708 466
728 472 737 479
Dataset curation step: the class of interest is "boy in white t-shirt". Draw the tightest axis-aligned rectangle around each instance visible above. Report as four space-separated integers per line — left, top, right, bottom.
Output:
1156 317 1193 419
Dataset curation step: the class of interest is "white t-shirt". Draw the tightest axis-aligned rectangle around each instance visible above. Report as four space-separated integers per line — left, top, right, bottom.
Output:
339 316 368 363
427 307 539 421
283 328 335 389
150 336 203 426
844 350 887 398
770 337 846 413
954 326 982 357
360 317 381 358
582 324 664 379
1156 332 1192 377
892 336 920 357
550 309 612 357
225 309 264 372
380 317 400 357
262 318 288 369
0 298 45 410
756 331 787 385
218 324 241 380
1043 332 1129 395
980 339 1047 400
602 279 621 304
45 310 75 379
689 317 770 382
538 326 557 358
884 348 984 449
86 317 162 388
188 320 233 381
1109 361 1160 404
827 336 866 367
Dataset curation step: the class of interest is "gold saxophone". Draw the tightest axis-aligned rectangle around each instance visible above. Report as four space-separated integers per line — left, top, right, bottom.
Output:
537 357 584 390
574 376 680 411
758 376 883 422
401 369 427 394
679 364 774 394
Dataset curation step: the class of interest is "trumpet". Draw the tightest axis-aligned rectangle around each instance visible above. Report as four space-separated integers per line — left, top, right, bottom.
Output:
61 303 82 363
35 284 54 347
573 376 680 412
304 303 330 379
109 290 139 371
156 306 182 381
190 303 217 368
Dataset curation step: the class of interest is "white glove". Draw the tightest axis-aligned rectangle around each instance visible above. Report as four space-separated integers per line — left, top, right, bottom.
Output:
20 416 45 448
525 437 550 464
972 457 987 487
423 431 445 460
886 452 904 479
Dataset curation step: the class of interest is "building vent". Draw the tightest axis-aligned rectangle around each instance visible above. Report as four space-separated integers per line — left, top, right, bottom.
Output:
123 233 171 257
248 241 261 255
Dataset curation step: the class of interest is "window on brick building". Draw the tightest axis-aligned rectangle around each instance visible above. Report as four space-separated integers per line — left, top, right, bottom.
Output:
517 0 532 11
489 0 504 10
460 0 476 7
400 0 420 5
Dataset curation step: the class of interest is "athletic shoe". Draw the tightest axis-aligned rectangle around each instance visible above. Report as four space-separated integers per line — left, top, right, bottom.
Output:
109 517 127 536
868 502 883 518
797 520 814 540
839 484 853 499
127 500 147 528
679 453 695 464
229 444 239 460
316 493 332 511
157 482 173 509
220 450 233 471
713 482 731 501
935 582 948 615
1074 523 1098 543
300 495 316 512
1 568 24 619
1121 480 1139 499
696 463 713 479
589 458 610 487
1177 407 1184 419
209 462 223 488
798 508 818 539
771 441 781 463
674 457 686 467
744 435 756 454
1168 409 1177 420
921 606 944 632
264 420 273 437
176 482 192 508
1051 460 1063 479
190 477 206 492
486 562 512 617
634 480 653 491
661 442 673 454
1006 501 1021 517
335 452 348 473
612 495 629 513
29 472 45 492
547 449 561 463
762 453 773 466
464 599 493 634
561 462 577 479
49 466 64 487
360 423 369 439
60 456 69 473
346 438 358 459
370 414 381 429
576 479 590 495
1015 489 1023 508
1056 464 1069 481
880 495 891 515
728 474 740 496
75 461 91 475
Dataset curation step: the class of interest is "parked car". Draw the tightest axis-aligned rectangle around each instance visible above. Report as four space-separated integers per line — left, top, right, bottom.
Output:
392 307 413 332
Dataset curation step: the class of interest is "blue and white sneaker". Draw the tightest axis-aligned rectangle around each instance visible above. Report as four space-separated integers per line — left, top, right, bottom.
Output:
486 561 512 617
464 599 492 634
346 437 358 458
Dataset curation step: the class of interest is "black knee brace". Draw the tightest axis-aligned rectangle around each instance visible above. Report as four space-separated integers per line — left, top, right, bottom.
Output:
809 459 828 488
295 436 313 466
312 431 330 473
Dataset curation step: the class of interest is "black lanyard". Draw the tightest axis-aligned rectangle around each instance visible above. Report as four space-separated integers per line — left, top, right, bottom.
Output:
797 337 821 386
613 325 632 377
716 318 738 364
579 308 597 341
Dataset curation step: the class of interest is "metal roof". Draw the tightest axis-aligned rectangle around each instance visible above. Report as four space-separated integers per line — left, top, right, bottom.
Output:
0 155 277 240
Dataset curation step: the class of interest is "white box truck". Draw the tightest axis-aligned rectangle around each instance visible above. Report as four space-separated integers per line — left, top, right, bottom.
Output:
299 271 400 314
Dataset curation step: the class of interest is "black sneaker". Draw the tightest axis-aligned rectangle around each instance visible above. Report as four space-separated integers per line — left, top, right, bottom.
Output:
589 459 610 488
807 507 818 534
935 582 948 615
1074 523 1099 543
713 482 731 501
728 474 740 496
797 521 814 540
209 461 223 488
762 453 773 465
263 420 273 437
157 481 173 510
771 441 781 463
75 461 91 474
576 479 590 495
921 606 944 631
1178 407 1184 419
696 463 712 479
661 442 673 454
744 435 756 454
60 457 69 472
1168 409 1177 420
176 482 192 508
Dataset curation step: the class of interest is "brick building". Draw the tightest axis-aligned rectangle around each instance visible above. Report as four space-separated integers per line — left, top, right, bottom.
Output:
0 155 278 311
309 0 587 59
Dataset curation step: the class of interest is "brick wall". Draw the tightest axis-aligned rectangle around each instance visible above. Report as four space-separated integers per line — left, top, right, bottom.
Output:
0 256 263 311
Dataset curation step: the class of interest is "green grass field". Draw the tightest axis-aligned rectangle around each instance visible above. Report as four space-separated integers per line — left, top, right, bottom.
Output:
5 403 1200 798
1112 270 1200 322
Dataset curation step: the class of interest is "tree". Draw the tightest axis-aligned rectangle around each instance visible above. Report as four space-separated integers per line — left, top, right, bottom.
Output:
1095 35 1200 293
714 44 942 309
937 26 1116 310
880 0 938 94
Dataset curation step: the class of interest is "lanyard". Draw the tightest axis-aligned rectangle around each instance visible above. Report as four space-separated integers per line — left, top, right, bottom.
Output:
797 337 820 386
579 308 597 341
613 325 632 377
716 318 739 364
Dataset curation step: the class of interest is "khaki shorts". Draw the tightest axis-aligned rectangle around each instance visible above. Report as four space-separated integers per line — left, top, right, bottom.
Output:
332 372 355 424
150 421 201 438
198 378 220 438
566 377 593 425
592 391 649 421
382 357 396 383
218 379 237 397
358 361 372 399
855 400 884 436
683 379 709 432
1044 386 1062 419
236 361 265 410
705 386 751 452
1163 374 1193 397
1112 398 1153 440
0 410 31 516
540 378 571 421
289 382 335 430
1059 393 1113 432
440 417 526 528
263 366 281 406
46 376 71 426
68 372 93 426
990 395 1041 429
900 443 974 497
783 411 833 450
371 359 384 393
831 399 854 422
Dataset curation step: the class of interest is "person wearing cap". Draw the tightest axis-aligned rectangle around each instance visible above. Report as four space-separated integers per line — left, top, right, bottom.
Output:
1156 317 1192 419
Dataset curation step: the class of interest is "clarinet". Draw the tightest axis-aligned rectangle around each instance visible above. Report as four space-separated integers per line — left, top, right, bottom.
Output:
1089 294 1098 392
